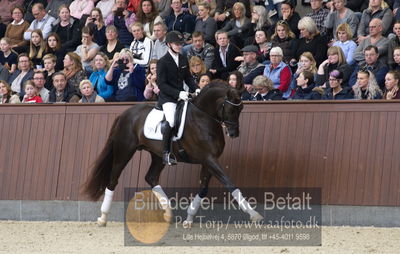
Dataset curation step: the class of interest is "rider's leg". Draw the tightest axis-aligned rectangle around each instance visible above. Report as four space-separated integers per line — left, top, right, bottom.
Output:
161 102 177 165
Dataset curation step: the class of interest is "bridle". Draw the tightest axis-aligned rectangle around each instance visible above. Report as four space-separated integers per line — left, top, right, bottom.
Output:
190 96 243 128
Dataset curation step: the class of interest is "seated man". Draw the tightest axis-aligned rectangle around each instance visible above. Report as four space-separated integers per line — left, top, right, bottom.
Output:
237 45 265 88
209 30 241 80
48 72 80 103
349 45 389 89
185 31 214 69
151 22 169 60
353 18 389 65
305 0 329 36
23 3 55 40
32 71 49 103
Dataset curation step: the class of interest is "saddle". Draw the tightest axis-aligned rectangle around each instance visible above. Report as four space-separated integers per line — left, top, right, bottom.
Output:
143 100 188 141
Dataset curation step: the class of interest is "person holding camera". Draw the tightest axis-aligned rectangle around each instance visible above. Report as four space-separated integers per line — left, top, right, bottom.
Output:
157 31 199 165
85 8 107 47
105 48 146 102
105 0 136 47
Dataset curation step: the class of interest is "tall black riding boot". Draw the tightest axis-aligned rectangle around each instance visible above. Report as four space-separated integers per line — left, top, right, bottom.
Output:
161 121 177 165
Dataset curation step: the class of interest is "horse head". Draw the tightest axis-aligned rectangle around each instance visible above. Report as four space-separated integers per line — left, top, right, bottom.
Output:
219 86 243 138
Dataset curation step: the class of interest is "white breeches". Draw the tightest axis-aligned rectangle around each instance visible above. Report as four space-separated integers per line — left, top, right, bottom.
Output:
162 102 177 127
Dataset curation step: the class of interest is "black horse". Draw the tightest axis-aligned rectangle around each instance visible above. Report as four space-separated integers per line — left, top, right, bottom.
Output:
83 81 263 226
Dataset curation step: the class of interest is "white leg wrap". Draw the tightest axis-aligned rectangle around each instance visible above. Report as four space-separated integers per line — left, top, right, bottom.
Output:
100 188 114 214
232 188 253 213
185 194 202 223
152 185 170 210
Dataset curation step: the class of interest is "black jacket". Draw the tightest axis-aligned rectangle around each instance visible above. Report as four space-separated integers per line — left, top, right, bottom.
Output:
322 87 354 100
48 83 80 103
51 17 81 52
157 52 197 105
253 89 283 101
211 43 241 80
292 84 322 100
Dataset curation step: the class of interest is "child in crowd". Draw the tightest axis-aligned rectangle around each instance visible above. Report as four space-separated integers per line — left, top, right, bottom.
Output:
22 80 43 103
43 54 57 90
198 73 211 89
0 37 17 74
143 59 159 101
28 30 47 69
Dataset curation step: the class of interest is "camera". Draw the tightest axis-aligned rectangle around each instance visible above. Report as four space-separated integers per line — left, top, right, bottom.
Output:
92 17 97 22
117 59 128 70
115 7 125 17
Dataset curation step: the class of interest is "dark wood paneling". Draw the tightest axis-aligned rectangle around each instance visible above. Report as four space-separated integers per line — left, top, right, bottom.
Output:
1 102 400 206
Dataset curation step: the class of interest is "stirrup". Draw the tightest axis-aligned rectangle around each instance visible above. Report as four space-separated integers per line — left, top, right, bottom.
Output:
163 152 177 166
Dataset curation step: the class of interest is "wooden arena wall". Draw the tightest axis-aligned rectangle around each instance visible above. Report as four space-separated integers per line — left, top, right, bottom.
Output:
0 101 399 206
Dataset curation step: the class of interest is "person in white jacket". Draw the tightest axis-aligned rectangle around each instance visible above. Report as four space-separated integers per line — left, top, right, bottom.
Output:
129 22 154 68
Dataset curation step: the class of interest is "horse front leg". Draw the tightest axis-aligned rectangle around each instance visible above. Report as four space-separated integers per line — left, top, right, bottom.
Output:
183 166 212 227
205 157 263 222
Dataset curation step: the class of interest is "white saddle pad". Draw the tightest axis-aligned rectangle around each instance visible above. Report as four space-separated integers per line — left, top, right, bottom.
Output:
143 101 188 141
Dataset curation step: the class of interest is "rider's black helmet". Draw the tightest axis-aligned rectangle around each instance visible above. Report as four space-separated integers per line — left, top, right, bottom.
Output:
165 31 184 44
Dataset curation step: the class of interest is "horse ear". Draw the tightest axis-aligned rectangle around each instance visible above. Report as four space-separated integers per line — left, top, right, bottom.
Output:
227 86 241 101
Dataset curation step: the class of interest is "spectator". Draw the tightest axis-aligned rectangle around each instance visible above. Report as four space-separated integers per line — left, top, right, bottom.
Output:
85 8 107 47
79 79 105 103
0 37 17 74
388 21 400 68
0 63 10 81
99 25 125 62
5 6 30 49
316 46 353 87
143 59 160 100
264 46 292 98
89 52 114 100
237 45 265 86
210 30 241 80
391 46 400 70
357 0 393 42
349 45 389 88
42 54 57 90
252 75 283 100
332 23 357 66
127 0 141 13
353 69 383 99
75 26 100 70
325 0 359 39
105 0 136 47
48 71 80 102
46 0 73 18
248 30 272 64
32 70 49 102
165 0 196 40
383 70 400 99
23 3 56 40
27 29 47 68
221 2 251 48
135 0 163 40
105 48 146 102
129 22 153 68
295 17 328 66
63 52 87 93
185 31 214 69
245 5 272 45
96 0 115 19
322 69 354 99
189 56 207 84
305 0 329 36
151 22 168 60
214 0 251 27
23 0 48 23
271 20 296 65
228 70 251 100
279 0 301 38
7 53 34 98
194 1 217 45
292 70 322 100
0 80 20 103
70 0 95 19
154 0 172 18
353 18 389 64
45 33 66 71
22 80 43 103
0 0 24 25
345 0 369 12
51 5 81 53
290 52 318 91
198 73 211 89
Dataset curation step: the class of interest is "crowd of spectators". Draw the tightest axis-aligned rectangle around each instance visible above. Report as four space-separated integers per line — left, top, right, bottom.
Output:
1 0 400 104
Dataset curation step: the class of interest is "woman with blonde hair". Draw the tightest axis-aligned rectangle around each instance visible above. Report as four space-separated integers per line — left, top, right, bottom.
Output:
129 22 153 67
89 52 114 100
383 70 400 99
0 80 20 103
63 52 87 93
325 0 359 39
79 79 105 103
271 20 296 64
295 16 328 66
189 56 206 84
353 69 383 100
290 52 317 91
251 75 283 101
332 23 357 65
221 2 250 48
28 29 47 68
316 46 352 87
245 5 272 45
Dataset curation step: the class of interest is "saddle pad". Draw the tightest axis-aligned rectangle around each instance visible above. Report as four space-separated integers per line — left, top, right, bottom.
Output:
143 101 188 141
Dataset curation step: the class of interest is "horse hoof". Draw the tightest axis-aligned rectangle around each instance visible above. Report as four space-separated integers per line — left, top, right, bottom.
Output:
250 212 264 222
97 217 107 227
183 220 193 229
163 209 172 223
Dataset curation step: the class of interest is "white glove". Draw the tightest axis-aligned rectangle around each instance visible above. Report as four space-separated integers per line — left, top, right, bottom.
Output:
179 91 189 101
195 89 201 96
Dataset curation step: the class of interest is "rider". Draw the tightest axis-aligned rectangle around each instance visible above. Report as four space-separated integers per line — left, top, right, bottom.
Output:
157 31 199 165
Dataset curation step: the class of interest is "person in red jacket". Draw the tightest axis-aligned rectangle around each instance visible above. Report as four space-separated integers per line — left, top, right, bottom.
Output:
22 80 43 103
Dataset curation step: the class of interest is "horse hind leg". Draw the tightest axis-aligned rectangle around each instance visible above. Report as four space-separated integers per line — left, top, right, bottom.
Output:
183 166 212 228
144 152 172 222
98 137 138 227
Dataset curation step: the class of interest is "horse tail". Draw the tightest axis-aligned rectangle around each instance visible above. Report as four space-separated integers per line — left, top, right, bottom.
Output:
82 115 120 201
